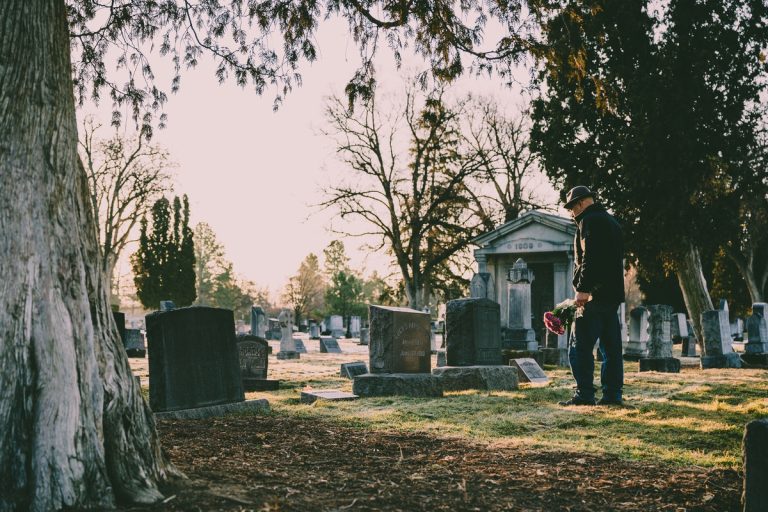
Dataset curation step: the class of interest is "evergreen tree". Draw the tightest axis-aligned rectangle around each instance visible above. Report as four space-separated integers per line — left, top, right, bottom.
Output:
325 270 367 337
131 195 196 309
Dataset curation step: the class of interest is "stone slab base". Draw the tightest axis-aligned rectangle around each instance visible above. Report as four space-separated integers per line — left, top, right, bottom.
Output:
352 373 443 398
639 357 681 373
154 399 270 420
700 352 742 369
501 349 543 367
541 348 569 367
740 353 768 368
242 379 280 392
276 351 300 360
300 390 358 404
432 366 519 391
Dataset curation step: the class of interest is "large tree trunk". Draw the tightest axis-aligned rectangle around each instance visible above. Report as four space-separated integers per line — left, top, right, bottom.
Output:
0 1 177 510
726 249 764 304
675 241 714 346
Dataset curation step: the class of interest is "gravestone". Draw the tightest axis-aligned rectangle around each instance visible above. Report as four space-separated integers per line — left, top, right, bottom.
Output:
329 315 344 338
542 330 569 367
639 305 680 373
320 336 342 353
112 310 126 347
159 300 176 312
508 358 549 385
124 329 146 358
433 298 517 391
340 362 368 379
250 306 267 337
300 390 359 404
359 327 370 346
354 305 442 397
146 306 245 413
350 316 362 338
672 314 695 357
683 320 699 357
700 309 741 368
742 303 768 367
276 309 300 360
293 338 307 354
503 259 538 351
445 298 502 366
309 322 321 340
743 419 768 512
624 307 649 361
718 299 729 312
469 272 496 300
236 334 279 391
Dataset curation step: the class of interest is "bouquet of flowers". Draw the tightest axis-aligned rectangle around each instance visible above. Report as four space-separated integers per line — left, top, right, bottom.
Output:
543 299 580 335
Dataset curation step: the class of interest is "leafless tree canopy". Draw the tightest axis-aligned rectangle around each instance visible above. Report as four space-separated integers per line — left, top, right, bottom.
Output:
80 118 175 301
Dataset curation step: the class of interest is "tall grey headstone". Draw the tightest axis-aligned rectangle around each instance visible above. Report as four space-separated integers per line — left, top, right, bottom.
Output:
624 307 649 360
250 306 267 338
309 322 321 339
350 316 362 337
359 327 370 346
368 305 431 373
469 272 496 300
718 299 729 312
276 309 300 360
445 298 502 366
503 258 537 350
639 305 680 372
329 315 344 338
700 309 741 368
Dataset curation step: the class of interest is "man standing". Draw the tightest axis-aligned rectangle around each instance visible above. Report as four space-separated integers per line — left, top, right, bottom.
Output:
559 186 625 406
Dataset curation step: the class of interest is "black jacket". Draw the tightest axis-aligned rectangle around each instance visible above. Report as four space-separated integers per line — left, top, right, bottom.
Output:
573 204 624 306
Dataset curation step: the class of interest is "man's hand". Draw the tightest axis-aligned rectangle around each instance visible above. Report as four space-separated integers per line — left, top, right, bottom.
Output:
575 291 591 307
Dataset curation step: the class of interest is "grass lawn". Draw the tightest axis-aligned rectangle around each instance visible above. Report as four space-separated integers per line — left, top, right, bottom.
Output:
243 345 768 471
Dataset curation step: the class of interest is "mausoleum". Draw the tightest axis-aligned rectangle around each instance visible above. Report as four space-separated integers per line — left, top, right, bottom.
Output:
472 210 576 341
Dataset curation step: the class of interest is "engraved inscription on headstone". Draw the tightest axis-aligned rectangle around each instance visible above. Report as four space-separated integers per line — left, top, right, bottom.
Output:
237 335 268 380
508 358 548 384
445 298 502 366
369 305 431 374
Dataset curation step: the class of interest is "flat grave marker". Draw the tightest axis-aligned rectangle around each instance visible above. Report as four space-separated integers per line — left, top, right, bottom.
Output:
320 336 343 353
509 358 549 385
340 361 368 379
300 390 359 404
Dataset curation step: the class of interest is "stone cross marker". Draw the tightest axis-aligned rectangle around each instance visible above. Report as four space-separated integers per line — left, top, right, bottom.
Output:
504 258 537 350
146 306 244 412
470 272 496 300
369 305 431 373
250 306 267 338
700 309 741 368
277 309 299 360
509 358 548 384
320 336 342 353
445 298 502 366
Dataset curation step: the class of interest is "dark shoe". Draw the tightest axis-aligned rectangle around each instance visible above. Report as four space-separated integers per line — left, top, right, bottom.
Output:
558 396 596 406
596 397 623 406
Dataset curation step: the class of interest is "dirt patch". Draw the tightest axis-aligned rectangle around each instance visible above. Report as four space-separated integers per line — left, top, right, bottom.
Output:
117 414 740 512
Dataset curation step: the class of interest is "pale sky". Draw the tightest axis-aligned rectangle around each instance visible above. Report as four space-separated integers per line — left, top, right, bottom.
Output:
79 19 561 301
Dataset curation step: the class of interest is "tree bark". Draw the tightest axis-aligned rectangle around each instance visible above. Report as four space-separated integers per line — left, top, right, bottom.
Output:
0 1 177 510
725 249 764 304
675 241 715 346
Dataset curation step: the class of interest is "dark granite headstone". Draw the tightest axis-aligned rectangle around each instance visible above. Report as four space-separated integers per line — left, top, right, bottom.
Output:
509 358 548 384
146 306 244 412
369 305 431 374
340 362 368 378
124 329 146 358
445 298 502 366
320 336 342 353
743 418 768 512
236 335 279 391
112 310 126 346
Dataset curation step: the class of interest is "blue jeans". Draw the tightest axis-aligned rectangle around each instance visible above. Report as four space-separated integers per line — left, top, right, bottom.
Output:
568 301 624 401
